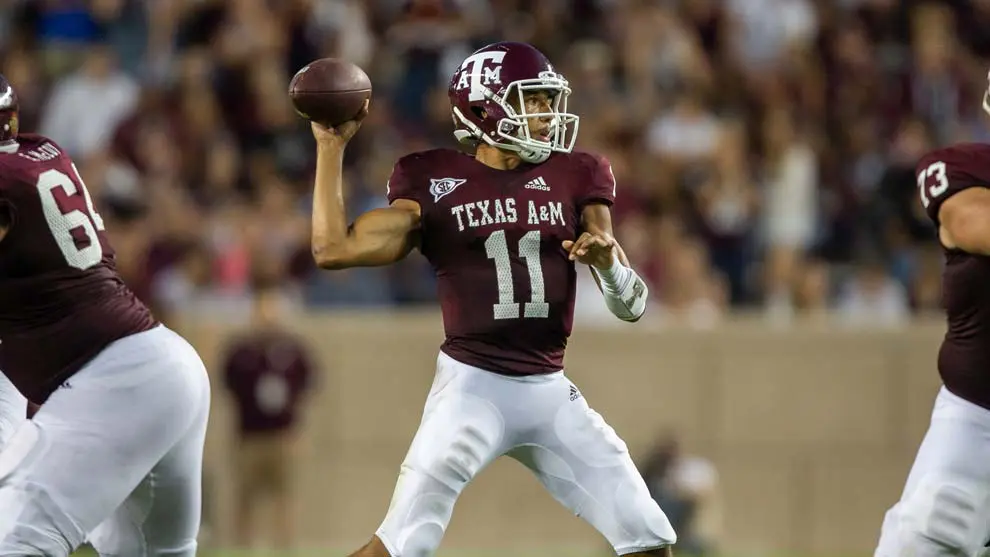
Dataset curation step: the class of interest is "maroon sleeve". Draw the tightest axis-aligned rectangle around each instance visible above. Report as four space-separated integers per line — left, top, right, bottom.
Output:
577 152 617 208
917 146 990 225
385 156 419 204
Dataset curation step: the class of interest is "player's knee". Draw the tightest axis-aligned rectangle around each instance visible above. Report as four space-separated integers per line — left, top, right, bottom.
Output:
896 477 990 555
0 492 74 557
90 513 198 557
394 522 444 557
578 473 676 553
378 393 503 556
378 425 496 557
0 423 76 557
614 481 677 550
377 465 457 557
0 536 70 557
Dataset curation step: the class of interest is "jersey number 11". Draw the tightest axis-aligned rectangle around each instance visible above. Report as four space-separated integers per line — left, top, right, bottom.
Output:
485 229 549 320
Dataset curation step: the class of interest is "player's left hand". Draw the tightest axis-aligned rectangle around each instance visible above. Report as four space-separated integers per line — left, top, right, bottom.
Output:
562 232 615 270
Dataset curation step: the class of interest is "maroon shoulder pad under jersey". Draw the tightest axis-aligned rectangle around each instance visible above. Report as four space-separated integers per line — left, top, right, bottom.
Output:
917 142 990 410
387 148 616 376
0 133 157 402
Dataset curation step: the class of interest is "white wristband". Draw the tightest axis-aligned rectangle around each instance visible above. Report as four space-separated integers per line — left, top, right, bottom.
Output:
593 253 629 292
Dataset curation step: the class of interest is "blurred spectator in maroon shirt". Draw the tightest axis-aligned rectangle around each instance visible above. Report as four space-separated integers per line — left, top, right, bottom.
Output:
222 273 316 550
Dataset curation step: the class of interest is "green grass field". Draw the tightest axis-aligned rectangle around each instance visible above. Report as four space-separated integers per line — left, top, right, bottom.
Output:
69 548 868 557
68 549 616 557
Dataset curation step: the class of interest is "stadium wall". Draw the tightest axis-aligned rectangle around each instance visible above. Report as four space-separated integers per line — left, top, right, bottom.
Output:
180 311 944 555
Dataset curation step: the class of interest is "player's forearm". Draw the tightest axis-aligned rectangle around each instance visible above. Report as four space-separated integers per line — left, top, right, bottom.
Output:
311 144 353 268
592 249 649 322
311 147 419 269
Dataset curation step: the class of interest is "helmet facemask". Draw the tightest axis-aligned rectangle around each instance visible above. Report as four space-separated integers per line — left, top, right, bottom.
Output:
452 70 580 164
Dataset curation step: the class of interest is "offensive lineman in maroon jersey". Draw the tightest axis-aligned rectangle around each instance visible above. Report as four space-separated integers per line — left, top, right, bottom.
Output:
0 75 211 557
309 43 674 557
873 77 990 557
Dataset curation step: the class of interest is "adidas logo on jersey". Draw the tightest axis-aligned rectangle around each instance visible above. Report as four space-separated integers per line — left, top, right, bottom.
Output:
524 176 550 191
569 384 582 401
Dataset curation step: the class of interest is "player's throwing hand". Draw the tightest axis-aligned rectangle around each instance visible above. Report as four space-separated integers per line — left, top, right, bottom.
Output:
310 99 370 148
562 232 616 269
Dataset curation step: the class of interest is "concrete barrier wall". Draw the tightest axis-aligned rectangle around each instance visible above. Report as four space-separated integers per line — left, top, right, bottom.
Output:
183 311 946 555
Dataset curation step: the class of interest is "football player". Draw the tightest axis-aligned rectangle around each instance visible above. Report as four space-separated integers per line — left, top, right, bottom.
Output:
309 42 674 557
873 73 990 557
0 74 211 557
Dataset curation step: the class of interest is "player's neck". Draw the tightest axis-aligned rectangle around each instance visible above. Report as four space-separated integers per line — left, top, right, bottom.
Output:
475 144 523 171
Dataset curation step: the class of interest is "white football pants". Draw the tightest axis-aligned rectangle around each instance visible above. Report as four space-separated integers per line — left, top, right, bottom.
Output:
376 351 676 556
875 386 990 557
0 325 211 557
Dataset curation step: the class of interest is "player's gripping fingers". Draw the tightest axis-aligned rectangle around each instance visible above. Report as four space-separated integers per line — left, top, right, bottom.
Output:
567 232 595 260
576 234 613 258
311 99 370 145
586 236 616 268
356 98 370 120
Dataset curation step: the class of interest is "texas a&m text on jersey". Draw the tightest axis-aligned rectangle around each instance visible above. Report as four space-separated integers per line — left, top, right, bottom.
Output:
386 147 616 375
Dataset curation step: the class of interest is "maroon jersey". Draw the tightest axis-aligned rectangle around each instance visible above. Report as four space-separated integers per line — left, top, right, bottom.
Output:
0 134 157 402
917 143 990 410
223 330 313 434
387 149 616 375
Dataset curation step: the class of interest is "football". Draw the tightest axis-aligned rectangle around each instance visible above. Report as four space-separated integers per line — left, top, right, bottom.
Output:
289 58 372 126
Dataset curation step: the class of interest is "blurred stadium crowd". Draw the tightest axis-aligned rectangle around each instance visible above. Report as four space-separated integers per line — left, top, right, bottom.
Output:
0 0 983 326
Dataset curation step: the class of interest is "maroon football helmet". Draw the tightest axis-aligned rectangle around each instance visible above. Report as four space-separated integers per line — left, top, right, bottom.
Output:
448 42 578 164
0 74 18 146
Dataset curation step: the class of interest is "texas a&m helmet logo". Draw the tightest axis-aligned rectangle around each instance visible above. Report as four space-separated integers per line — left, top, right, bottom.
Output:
453 51 507 102
430 178 466 202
